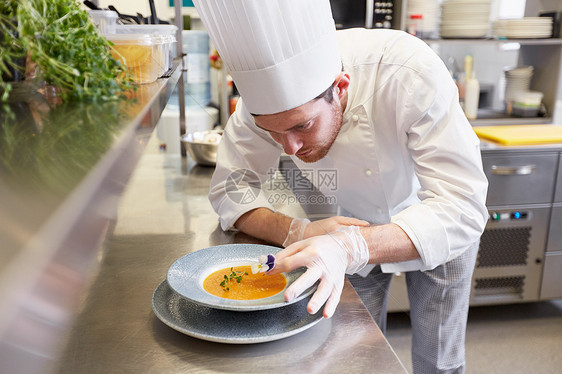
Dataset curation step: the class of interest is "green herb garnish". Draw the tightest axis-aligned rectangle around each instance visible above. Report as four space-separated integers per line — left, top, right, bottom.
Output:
220 267 249 291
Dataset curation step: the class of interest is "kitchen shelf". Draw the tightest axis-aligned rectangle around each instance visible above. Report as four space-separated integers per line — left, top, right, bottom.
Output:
391 0 562 124
469 108 552 126
470 117 551 126
424 38 562 46
0 65 181 372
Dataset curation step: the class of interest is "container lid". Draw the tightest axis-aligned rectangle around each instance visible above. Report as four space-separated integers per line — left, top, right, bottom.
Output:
104 33 157 46
512 90 543 105
160 34 177 43
150 33 177 43
115 24 178 35
88 10 118 19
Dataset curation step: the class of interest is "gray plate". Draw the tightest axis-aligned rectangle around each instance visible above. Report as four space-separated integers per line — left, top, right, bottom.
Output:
167 243 316 311
152 280 324 344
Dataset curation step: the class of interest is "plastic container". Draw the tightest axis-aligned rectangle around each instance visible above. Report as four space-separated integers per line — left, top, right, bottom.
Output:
464 73 480 119
115 25 177 75
105 33 161 84
182 30 211 107
463 55 480 119
407 14 423 37
511 90 543 117
88 10 118 34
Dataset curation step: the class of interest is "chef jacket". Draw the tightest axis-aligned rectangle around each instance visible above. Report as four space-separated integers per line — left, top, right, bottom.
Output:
208 28 489 273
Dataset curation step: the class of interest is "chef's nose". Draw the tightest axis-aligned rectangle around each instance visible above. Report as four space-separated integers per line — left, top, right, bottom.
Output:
281 132 302 155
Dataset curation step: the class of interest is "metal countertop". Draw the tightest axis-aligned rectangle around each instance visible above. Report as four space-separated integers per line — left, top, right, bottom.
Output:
53 134 407 374
0 68 180 373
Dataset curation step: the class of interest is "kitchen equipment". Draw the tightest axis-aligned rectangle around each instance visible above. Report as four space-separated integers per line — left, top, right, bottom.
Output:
473 206 550 304
151 280 324 344
156 106 218 155
472 151 558 305
166 243 316 311
148 0 158 24
83 0 100 10
87 10 118 34
108 5 141 25
181 129 222 166
542 163 562 299
371 0 394 29
330 0 394 29
182 30 211 107
473 124 562 146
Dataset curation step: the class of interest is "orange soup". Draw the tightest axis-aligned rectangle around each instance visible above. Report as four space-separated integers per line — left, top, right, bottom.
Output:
203 265 287 300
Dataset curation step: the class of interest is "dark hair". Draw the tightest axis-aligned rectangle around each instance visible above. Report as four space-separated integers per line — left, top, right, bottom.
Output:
314 83 336 103
316 65 345 103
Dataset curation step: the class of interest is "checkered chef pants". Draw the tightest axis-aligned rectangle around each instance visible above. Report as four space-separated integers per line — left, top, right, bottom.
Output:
347 241 479 374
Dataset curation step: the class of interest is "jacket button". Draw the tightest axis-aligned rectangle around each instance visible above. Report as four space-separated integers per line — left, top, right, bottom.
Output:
365 169 372 176
352 114 359 122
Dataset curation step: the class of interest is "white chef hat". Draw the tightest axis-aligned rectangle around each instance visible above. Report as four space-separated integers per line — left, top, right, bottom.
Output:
193 0 342 115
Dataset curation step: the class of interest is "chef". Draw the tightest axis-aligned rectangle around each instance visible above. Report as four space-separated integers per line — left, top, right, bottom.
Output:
193 0 488 372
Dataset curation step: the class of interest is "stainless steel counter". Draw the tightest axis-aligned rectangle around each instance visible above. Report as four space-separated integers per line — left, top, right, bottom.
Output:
0 68 181 374
53 134 407 374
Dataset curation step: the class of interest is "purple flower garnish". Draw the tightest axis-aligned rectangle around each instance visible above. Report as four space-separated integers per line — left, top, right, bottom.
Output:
251 254 275 274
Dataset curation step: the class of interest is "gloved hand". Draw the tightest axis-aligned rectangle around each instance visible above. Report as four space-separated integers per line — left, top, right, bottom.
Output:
270 225 370 319
282 217 311 247
282 216 370 247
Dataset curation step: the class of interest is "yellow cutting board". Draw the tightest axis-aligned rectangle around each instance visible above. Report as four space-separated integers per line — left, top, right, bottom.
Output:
473 124 562 145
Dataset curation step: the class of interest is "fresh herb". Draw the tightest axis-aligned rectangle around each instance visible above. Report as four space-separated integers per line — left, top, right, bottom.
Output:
0 0 134 103
220 267 249 291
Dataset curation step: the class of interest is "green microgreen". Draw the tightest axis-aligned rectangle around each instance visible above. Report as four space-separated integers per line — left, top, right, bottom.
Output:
0 0 135 103
220 267 249 291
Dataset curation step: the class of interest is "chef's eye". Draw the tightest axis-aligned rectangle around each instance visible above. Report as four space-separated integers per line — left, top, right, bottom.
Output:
295 122 312 131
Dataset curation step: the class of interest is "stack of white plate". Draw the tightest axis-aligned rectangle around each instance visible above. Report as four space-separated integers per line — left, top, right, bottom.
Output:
440 0 492 38
504 66 534 103
407 0 440 38
493 17 553 39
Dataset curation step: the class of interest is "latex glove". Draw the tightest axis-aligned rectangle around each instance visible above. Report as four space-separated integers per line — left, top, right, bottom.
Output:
282 216 370 247
282 218 311 248
270 225 369 318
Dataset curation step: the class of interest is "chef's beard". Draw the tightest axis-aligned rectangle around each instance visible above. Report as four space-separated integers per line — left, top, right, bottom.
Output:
297 100 344 163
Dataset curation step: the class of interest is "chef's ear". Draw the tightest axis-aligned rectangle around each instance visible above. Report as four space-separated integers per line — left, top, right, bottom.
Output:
333 72 350 98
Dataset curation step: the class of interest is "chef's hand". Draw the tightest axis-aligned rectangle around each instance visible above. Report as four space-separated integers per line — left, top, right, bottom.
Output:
270 225 370 319
282 216 370 247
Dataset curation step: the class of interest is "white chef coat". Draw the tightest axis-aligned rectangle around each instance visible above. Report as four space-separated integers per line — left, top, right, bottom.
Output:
208 28 489 273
